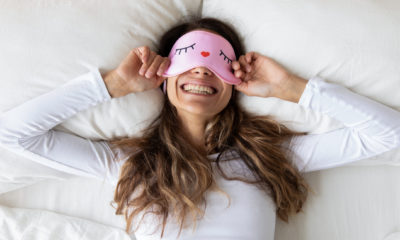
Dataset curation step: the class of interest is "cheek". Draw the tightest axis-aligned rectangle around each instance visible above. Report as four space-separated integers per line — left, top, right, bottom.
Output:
219 86 233 108
166 77 178 103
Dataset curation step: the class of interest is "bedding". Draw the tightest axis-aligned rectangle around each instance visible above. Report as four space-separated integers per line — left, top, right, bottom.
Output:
0 205 131 240
0 0 399 239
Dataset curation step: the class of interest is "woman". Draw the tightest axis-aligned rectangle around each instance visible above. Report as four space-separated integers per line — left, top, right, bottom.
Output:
0 17 399 240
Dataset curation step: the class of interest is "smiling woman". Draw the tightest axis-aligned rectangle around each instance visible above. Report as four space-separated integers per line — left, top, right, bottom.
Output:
105 17 311 239
160 30 241 134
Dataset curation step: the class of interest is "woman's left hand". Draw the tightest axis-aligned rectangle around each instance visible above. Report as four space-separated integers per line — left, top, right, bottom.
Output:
232 52 308 103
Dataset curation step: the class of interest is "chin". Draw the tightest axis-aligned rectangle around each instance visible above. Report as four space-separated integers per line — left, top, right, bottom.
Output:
184 106 217 116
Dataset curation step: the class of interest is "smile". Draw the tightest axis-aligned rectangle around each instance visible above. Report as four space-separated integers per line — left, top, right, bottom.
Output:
181 84 217 95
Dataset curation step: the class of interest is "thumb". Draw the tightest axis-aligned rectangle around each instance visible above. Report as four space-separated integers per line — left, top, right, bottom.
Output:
155 76 166 87
234 81 248 93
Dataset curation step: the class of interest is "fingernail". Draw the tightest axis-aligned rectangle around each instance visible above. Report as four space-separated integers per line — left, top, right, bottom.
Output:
145 72 152 78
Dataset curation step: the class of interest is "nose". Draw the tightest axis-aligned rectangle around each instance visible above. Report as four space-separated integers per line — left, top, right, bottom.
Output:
190 66 213 77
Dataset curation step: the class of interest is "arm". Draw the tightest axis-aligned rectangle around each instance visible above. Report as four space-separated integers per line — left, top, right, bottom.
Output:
289 76 400 172
230 51 400 172
0 68 126 185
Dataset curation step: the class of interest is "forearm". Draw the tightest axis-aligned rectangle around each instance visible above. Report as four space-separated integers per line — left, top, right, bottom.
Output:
290 76 400 172
0 68 121 182
0 69 111 145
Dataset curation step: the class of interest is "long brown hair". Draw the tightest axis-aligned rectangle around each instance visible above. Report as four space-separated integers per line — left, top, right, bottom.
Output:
108 16 309 239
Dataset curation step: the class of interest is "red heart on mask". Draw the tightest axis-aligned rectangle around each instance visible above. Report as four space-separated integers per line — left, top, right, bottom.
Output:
201 51 210 57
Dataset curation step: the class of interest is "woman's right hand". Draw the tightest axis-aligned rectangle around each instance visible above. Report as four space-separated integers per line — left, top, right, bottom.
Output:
103 46 170 98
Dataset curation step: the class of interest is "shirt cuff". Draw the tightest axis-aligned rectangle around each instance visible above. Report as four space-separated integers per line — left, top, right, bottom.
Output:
298 76 323 108
78 60 112 102
90 67 112 102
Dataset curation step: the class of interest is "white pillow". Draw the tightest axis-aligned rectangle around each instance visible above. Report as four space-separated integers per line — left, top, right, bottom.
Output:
0 0 202 140
202 0 400 165
203 0 400 126
0 0 201 193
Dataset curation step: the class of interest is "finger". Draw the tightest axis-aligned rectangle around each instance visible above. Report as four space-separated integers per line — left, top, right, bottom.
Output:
145 54 163 78
234 69 245 79
157 58 171 76
243 72 253 82
137 46 150 76
139 52 156 76
234 81 247 93
234 83 242 91
239 55 251 73
137 46 150 64
245 52 255 63
154 75 167 87
232 61 241 70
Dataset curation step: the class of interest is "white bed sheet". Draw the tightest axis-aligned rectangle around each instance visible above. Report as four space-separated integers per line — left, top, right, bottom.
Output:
1 157 399 240
0 177 134 239
0 203 131 240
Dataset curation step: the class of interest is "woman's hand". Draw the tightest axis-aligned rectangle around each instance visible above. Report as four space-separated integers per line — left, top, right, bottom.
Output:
232 52 308 103
103 46 170 98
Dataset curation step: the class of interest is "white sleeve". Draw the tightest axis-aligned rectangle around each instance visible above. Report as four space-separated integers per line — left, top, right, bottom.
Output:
0 68 124 185
289 76 400 173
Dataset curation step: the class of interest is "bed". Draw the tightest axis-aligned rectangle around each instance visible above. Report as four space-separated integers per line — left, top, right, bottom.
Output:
0 0 399 239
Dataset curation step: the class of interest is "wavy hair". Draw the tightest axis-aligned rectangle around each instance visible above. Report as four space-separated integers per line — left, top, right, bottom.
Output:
108 16 309 239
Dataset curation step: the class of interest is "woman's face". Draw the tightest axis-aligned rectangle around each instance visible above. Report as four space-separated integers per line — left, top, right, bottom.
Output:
166 66 233 120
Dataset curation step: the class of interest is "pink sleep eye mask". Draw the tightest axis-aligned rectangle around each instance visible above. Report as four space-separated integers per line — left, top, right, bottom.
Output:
161 30 242 93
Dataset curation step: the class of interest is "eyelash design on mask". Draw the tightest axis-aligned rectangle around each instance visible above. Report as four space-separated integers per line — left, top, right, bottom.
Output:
219 50 232 64
175 43 196 55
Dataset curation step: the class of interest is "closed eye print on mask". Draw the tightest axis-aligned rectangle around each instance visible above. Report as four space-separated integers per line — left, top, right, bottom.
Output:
175 43 196 55
219 50 232 64
175 43 233 65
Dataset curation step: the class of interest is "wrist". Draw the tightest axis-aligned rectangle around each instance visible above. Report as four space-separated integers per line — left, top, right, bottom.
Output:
102 70 130 98
276 74 308 103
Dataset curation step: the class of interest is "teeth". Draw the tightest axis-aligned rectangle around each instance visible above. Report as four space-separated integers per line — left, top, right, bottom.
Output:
183 84 215 95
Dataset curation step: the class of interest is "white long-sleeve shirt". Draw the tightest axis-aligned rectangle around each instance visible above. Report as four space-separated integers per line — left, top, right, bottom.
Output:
0 68 399 240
